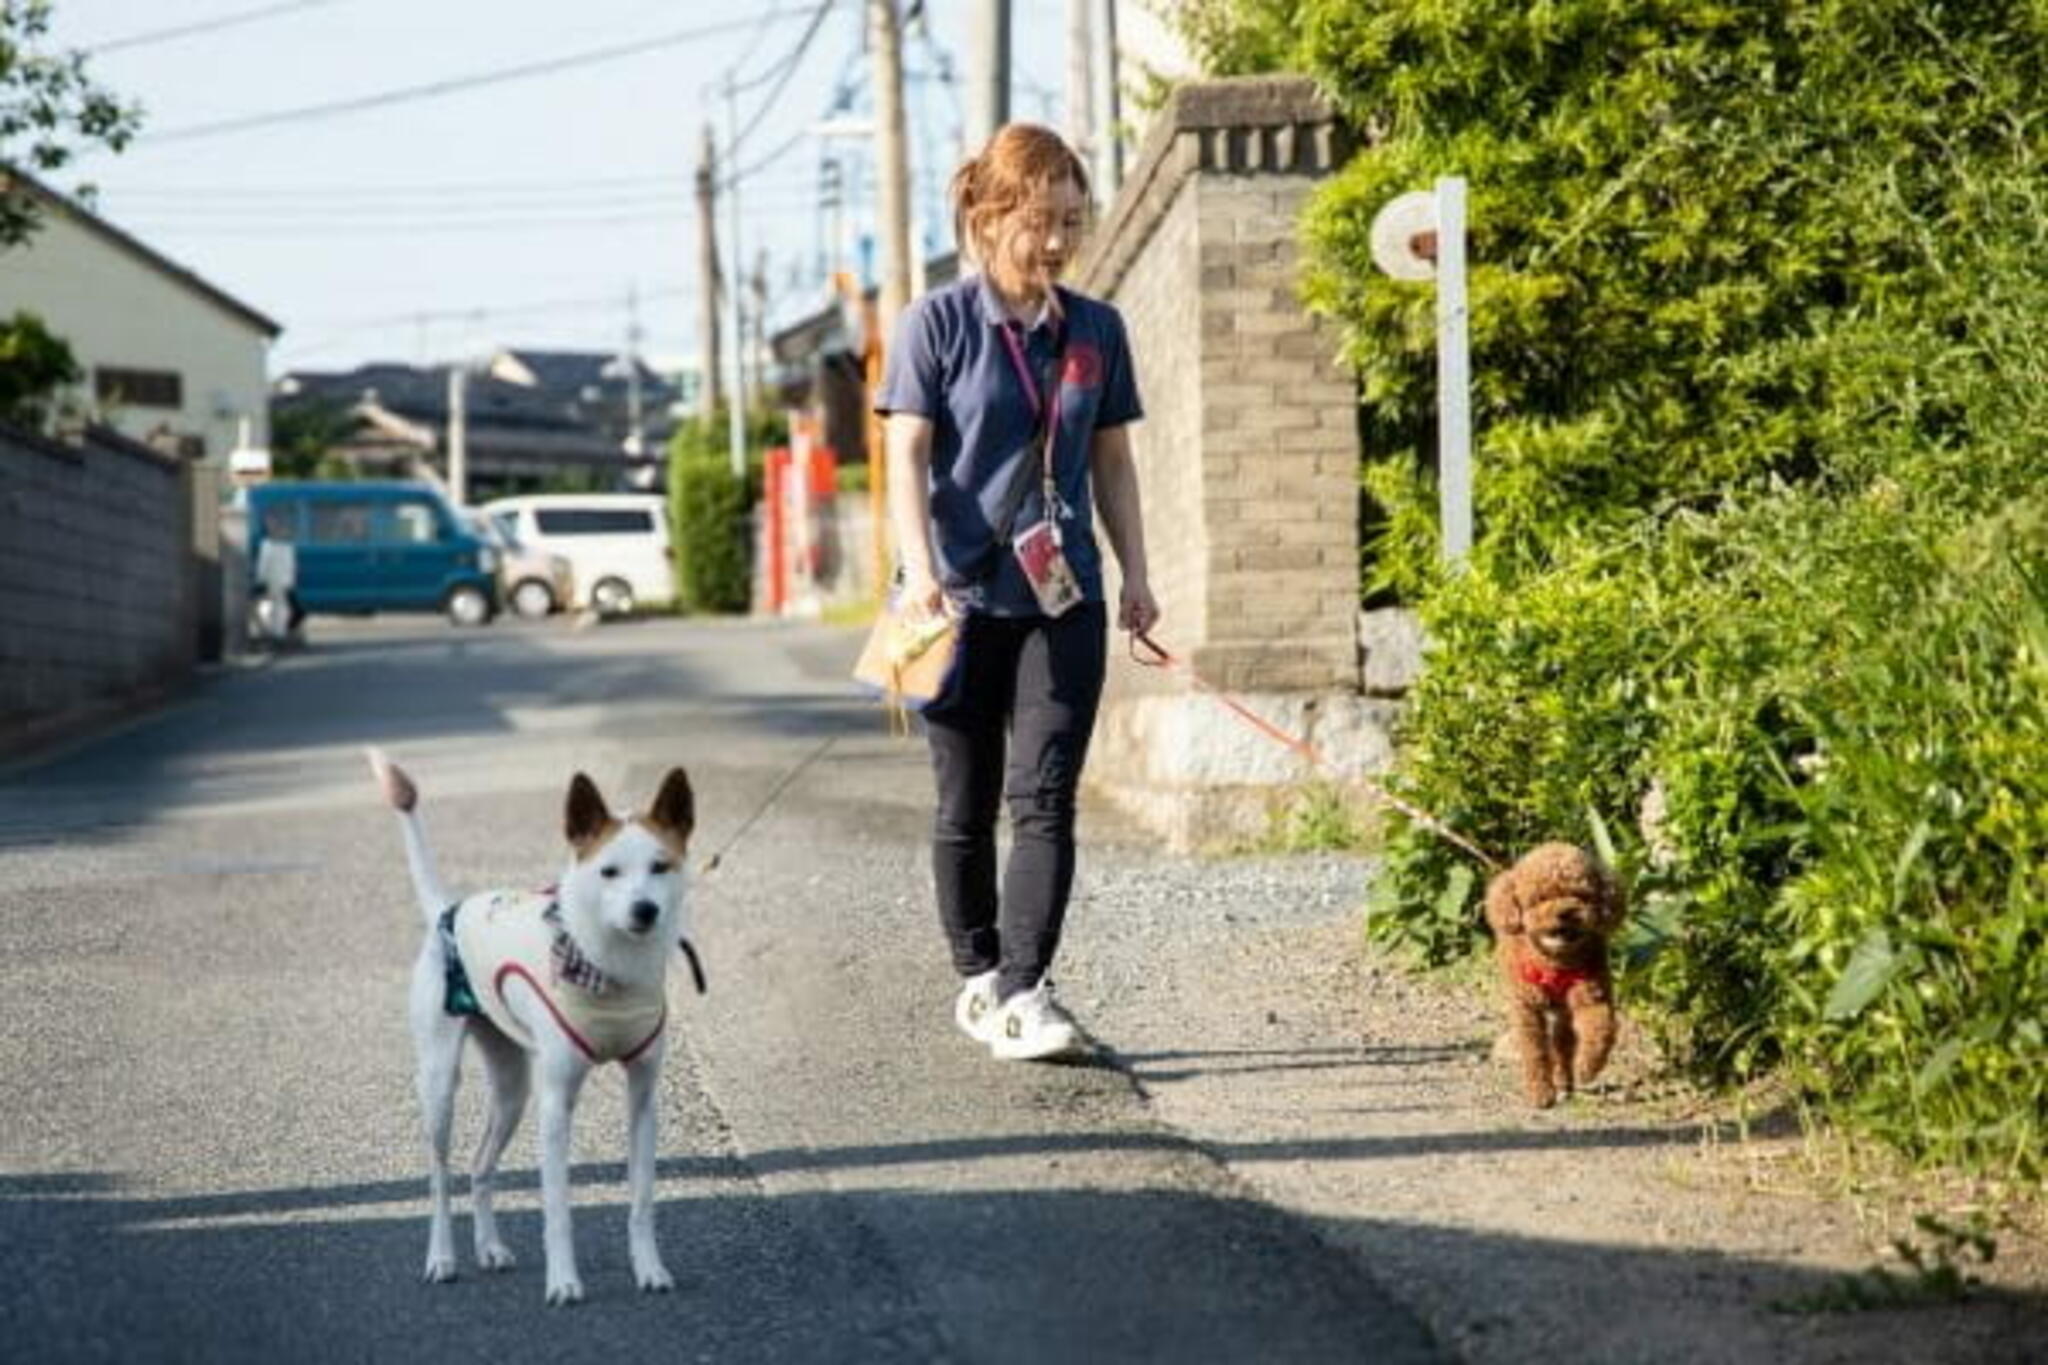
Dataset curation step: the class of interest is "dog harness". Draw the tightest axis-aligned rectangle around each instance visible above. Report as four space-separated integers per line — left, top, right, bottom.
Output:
439 891 667 1065
1516 959 1599 1004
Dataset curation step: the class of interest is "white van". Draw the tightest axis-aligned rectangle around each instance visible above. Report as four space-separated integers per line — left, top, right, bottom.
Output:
480 494 675 616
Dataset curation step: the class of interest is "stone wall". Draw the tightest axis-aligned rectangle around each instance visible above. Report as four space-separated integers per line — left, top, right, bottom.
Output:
0 422 200 727
1074 76 1405 848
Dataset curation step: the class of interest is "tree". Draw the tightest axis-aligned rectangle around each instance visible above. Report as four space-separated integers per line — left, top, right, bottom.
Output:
1 0 141 248
269 398 366 479
0 308 78 427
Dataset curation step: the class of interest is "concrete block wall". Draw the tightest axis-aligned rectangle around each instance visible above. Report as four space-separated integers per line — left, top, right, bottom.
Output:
1074 76 1383 848
0 423 198 724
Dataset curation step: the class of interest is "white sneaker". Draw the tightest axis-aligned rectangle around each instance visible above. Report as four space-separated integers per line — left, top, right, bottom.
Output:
953 969 1001 1044
987 982 1088 1062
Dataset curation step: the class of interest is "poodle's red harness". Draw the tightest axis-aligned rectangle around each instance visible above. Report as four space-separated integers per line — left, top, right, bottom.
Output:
1517 960 1597 1002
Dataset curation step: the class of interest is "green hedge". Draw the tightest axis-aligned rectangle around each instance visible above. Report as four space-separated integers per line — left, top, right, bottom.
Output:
666 418 753 614
1181 0 2048 1175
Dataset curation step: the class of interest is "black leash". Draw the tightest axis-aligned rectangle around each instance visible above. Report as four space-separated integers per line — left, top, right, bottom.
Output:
697 732 841 877
678 732 844 995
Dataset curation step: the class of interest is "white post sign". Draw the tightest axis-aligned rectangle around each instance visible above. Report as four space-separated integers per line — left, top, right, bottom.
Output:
1369 177 1472 565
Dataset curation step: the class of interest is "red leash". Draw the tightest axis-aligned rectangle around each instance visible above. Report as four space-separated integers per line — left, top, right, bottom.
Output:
1127 630 1504 874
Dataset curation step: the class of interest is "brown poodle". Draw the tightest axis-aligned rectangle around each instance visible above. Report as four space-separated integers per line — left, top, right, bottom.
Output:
1484 843 1626 1108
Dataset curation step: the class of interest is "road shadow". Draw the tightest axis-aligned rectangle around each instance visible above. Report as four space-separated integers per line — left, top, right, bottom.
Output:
0 623 877 848
0 1174 1435 1364
2 1169 2038 1365
1109 1041 1492 1083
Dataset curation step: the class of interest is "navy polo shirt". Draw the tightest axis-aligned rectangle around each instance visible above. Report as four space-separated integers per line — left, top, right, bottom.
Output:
874 273 1143 616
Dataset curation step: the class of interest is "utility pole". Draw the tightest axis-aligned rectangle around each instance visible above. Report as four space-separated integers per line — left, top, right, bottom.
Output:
1088 0 1121 202
446 364 468 507
1064 0 1092 166
624 283 646 465
695 124 724 423
966 0 1010 152
870 0 913 601
821 158 844 278
722 73 747 479
872 0 912 340
750 250 769 406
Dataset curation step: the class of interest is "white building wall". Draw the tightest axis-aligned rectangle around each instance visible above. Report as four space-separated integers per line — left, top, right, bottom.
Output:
0 207 273 458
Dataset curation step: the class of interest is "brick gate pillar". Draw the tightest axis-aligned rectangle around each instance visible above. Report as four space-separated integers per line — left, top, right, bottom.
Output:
1075 77 1399 848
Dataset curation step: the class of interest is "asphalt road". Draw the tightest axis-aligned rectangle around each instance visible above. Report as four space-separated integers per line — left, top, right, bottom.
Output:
0 615 1441 1364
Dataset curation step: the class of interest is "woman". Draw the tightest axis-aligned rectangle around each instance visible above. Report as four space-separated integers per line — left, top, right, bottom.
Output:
875 123 1158 1061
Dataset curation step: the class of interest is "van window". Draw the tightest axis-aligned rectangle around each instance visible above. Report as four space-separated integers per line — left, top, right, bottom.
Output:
309 501 375 545
489 511 520 545
261 503 297 541
534 508 655 536
382 501 443 544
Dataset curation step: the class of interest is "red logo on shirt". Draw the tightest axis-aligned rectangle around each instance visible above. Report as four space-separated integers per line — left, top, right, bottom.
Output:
1063 344 1103 389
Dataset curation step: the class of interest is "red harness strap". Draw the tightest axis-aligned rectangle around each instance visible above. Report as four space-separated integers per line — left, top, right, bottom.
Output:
1517 959 1596 1003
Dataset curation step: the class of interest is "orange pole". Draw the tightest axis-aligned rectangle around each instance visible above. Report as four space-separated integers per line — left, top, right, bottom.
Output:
765 446 790 614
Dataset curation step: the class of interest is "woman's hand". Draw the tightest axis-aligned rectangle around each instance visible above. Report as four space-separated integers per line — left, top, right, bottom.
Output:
1118 575 1160 636
901 562 947 622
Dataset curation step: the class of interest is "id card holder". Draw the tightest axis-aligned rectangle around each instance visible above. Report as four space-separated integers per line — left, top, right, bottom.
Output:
1013 518 1084 617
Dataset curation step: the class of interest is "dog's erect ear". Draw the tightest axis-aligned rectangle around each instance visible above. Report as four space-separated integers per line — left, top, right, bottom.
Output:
564 773 614 848
1483 868 1524 937
647 767 695 842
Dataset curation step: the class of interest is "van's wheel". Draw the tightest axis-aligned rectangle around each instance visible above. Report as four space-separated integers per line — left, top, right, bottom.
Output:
445 584 493 627
509 578 556 620
590 577 635 617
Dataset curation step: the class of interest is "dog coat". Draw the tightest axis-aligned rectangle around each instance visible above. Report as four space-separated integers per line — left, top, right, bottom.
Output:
440 891 667 1064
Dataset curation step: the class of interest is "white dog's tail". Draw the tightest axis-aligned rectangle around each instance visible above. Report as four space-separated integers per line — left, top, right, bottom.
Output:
366 748 449 925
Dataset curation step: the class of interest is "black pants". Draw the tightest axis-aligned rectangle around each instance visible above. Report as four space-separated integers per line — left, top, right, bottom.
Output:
924 603 1108 1001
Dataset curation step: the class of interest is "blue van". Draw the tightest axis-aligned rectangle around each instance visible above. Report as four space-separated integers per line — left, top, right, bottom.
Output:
246 481 499 626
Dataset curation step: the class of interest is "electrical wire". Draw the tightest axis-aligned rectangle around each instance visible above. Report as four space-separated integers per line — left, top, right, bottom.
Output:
720 0 837 161
131 214 693 238
101 171 692 200
304 283 696 331
147 9 815 144
97 167 818 208
86 0 348 54
723 125 812 188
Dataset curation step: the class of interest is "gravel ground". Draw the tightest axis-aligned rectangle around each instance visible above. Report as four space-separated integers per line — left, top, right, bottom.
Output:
1051 834 2048 1365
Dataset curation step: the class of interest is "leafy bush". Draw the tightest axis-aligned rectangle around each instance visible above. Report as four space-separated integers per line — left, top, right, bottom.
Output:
1179 0 2048 1174
666 418 753 615
0 310 80 429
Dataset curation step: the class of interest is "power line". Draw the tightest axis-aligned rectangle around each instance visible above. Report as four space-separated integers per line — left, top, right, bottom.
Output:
304 284 697 332
127 210 733 238
97 167 818 205
147 9 815 144
101 171 692 200
116 190 710 220
721 0 838 160
119 197 821 232
87 0 348 54
724 125 813 188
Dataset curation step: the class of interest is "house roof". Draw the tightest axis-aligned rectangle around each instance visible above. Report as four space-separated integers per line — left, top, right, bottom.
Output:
769 251 962 364
275 361 645 467
2 165 283 339
493 348 667 396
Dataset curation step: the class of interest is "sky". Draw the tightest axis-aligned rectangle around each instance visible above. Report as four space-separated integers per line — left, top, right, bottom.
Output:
42 1 1087 377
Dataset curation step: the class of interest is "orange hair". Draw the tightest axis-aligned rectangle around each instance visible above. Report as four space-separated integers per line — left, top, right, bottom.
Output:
949 123 1091 271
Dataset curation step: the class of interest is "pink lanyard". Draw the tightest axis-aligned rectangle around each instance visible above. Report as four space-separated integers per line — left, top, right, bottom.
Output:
995 323 1073 527
997 322 1063 458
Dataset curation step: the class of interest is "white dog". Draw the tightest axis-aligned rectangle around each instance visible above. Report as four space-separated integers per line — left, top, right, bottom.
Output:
367 749 701 1305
